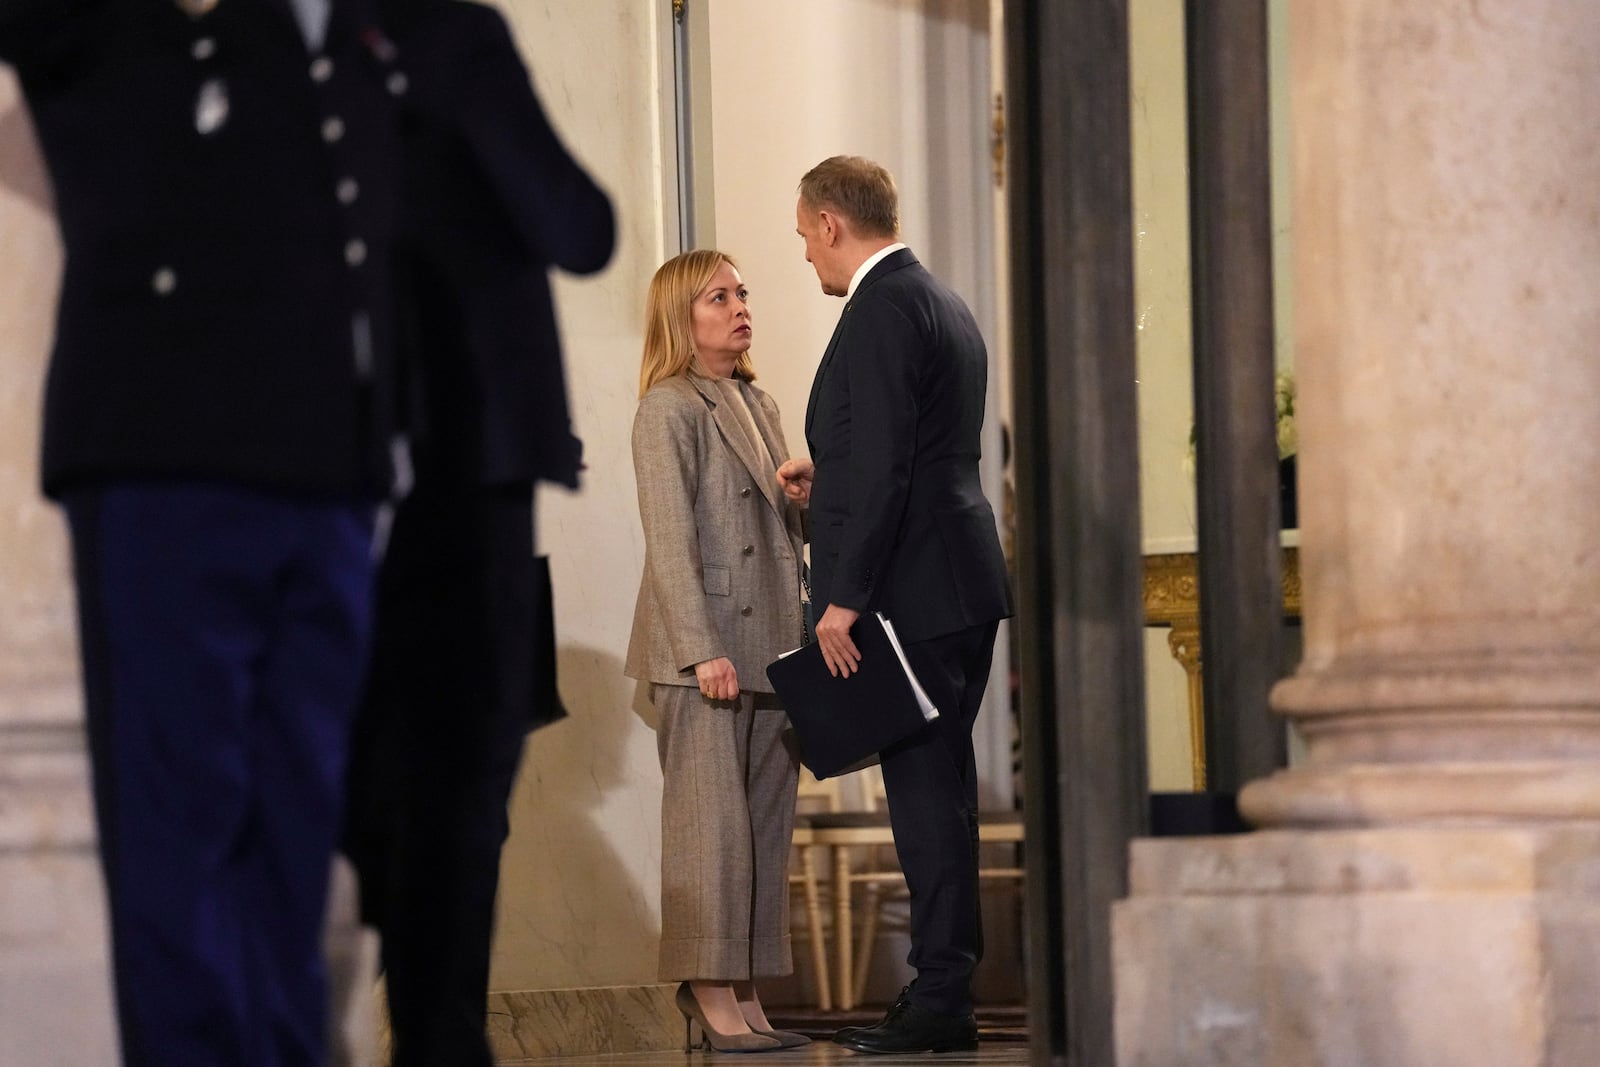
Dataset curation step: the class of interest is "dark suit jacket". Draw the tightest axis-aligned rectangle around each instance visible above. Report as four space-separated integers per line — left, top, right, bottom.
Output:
1 0 405 499
367 0 613 734
383 0 613 489
805 248 1012 645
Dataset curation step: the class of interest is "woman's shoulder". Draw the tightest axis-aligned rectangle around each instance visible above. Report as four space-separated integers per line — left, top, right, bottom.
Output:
639 375 708 407
635 376 713 428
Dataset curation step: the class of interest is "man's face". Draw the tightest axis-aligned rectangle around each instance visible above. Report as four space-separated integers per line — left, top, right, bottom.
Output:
796 196 846 298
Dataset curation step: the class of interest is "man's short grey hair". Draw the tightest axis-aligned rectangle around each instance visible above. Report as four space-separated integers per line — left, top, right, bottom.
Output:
798 156 899 239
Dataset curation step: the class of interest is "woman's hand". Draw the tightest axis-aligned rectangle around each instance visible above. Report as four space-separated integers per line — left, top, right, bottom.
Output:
694 657 740 702
776 458 814 504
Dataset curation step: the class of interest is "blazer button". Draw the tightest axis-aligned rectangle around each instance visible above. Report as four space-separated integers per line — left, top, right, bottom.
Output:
742 544 754 555
740 487 751 498
741 606 753 617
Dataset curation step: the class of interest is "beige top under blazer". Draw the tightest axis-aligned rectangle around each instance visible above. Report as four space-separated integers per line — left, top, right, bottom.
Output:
625 373 806 692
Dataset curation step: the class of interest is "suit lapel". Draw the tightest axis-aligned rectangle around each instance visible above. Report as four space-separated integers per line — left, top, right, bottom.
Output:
740 381 792 520
691 376 784 520
805 308 849 442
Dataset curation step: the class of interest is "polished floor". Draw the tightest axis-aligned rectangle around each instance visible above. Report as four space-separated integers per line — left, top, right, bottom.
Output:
505 1044 1029 1066
502 1007 1030 1066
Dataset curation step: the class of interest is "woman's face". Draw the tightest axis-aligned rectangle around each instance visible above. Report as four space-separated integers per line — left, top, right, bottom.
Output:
690 259 752 374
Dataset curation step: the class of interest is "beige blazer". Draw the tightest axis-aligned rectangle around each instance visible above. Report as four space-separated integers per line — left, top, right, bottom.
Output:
625 374 807 691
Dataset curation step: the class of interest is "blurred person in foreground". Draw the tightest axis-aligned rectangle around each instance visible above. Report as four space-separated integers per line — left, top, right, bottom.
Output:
0 1 407 1063
625 249 810 1054
779 155 1012 1055
339 2 614 1064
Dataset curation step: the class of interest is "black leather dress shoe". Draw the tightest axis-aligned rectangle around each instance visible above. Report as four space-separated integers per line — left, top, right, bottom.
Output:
832 985 914 1043
832 1002 978 1055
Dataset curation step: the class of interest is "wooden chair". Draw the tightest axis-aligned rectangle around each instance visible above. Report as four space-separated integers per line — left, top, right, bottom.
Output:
788 767 840 1009
804 765 1025 1009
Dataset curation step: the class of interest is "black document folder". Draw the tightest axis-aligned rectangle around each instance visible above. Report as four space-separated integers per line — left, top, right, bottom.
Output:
765 612 937 779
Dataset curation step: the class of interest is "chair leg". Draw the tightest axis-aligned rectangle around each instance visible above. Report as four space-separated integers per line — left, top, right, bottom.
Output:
852 881 883 1007
833 847 855 1010
799 844 832 1011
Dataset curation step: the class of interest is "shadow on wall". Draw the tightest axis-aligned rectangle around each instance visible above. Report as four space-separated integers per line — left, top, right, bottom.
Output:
492 645 664 992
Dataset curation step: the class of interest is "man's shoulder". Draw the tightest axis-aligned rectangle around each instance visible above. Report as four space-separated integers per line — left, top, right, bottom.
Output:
855 257 968 321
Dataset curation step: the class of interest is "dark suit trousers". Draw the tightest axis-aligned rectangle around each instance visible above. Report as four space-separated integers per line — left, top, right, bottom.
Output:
343 479 537 1067
65 483 376 1067
879 621 1000 1017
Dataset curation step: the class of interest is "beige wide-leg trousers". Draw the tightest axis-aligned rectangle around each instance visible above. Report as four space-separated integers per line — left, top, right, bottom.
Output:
654 684 799 981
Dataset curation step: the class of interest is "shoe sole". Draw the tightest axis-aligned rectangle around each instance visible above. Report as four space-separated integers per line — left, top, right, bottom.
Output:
832 1036 979 1054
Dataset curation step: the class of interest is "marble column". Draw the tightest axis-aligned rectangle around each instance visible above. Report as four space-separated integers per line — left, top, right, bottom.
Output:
1114 3 1600 1065
0 71 117 1064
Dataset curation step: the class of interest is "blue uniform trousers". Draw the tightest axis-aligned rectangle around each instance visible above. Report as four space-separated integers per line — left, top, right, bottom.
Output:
65 482 376 1067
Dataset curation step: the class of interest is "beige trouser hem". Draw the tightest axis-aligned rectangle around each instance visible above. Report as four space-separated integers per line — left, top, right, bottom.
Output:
654 684 799 984
659 933 795 982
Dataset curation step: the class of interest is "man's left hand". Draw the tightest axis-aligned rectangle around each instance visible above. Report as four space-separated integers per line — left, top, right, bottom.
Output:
814 603 862 678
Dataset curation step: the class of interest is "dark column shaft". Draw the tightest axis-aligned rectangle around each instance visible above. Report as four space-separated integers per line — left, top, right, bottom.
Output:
1006 2 1146 1063
1186 0 1287 792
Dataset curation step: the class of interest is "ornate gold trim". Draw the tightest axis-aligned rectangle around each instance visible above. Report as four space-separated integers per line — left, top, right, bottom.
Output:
1142 547 1300 790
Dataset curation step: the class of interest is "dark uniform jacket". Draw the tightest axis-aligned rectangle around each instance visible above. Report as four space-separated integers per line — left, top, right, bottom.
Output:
0 0 405 499
805 248 1013 645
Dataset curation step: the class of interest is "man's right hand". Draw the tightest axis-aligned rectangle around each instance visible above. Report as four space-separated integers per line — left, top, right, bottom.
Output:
777 458 814 504
813 603 862 678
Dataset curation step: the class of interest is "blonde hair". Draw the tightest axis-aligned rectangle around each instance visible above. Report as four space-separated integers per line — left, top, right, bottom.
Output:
638 249 757 397
798 156 899 239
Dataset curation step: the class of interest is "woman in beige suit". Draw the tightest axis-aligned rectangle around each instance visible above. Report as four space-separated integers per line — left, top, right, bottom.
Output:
625 250 808 1053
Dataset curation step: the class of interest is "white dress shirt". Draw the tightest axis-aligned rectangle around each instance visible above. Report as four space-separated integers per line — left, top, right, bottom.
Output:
847 242 908 298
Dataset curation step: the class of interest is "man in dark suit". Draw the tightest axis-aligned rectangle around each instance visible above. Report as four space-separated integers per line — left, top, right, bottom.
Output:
339 3 614 1064
778 155 1013 1055
0 2 406 1064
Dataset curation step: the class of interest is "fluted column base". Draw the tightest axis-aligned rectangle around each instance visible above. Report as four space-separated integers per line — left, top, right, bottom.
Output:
1241 762 1600 828
0 693 117 1067
1114 826 1600 1067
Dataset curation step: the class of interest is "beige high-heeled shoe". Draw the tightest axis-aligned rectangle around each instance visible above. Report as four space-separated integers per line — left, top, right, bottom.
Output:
676 983 781 1053
749 1026 811 1049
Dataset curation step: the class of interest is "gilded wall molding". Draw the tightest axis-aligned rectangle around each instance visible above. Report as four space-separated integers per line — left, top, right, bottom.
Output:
1143 546 1300 789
